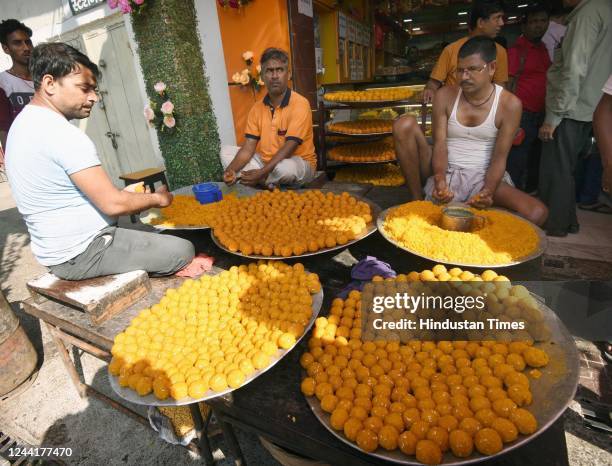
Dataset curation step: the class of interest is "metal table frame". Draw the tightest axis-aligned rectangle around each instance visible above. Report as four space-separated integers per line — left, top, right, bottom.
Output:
21 282 245 466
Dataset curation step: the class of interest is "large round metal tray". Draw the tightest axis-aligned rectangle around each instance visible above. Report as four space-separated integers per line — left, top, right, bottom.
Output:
139 183 257 231
304 297 579 465
377 205 547 269
327 130 393 138
109 280 323 406
328 158 397 165
210 193 382 260
324 99 415 107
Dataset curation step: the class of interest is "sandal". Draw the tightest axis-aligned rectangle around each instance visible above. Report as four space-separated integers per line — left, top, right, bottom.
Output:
578 202 612 215
597 342 612 363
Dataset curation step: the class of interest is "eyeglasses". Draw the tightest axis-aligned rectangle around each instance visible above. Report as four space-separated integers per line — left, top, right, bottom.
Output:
455 64 488 76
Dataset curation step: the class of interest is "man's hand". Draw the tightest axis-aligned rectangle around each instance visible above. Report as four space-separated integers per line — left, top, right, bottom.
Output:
123 182 148 193
423 87 436 105
432 176 454 203
467 188 493 209
240 168 267 187
223 168 237 185
603 166 611 194
423 79 441 104
538 123 556 142
153 185 173 207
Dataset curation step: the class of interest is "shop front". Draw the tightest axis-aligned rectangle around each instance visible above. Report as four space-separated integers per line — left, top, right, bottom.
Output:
311 0 526 175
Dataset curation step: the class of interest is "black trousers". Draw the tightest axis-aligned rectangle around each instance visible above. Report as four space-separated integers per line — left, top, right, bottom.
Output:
507 110 544 190
539 118 593 232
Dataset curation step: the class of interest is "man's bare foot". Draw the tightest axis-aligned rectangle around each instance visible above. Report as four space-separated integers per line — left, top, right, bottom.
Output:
175 254 214 278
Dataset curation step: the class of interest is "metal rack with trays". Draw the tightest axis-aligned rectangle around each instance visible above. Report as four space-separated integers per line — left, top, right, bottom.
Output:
317 89 432 175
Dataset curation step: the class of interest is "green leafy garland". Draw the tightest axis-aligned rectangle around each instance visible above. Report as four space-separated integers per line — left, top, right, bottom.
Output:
131 0 222 188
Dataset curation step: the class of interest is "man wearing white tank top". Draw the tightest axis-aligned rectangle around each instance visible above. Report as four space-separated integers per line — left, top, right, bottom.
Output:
393 36 548 226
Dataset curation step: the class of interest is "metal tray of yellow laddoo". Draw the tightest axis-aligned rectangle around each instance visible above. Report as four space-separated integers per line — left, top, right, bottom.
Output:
328 158 398 165
326 130 393 138
108 279 323 406
304 297 579 465
376 206 547 269
139 183 257 231
210 193 382 260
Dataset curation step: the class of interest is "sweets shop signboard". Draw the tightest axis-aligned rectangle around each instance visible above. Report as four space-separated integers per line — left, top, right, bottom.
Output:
69 0 106 15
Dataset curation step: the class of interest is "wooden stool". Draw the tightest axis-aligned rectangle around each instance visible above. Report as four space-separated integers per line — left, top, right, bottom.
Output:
119 167 169 222
27 270 151 325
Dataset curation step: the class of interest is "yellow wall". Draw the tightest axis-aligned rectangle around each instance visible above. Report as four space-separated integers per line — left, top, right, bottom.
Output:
217 1 291 144
318 11 339 84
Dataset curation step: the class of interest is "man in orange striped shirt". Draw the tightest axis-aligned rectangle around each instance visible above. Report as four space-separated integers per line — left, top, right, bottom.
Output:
222 48 316 188
423 0 508 104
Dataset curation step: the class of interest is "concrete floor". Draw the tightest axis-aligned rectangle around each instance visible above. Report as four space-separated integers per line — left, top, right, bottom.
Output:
0 180 610 466
546 209 612 263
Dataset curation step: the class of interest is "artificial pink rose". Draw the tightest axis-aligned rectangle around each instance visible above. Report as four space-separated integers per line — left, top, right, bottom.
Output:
118 0 132 13
143 105 155 121
108 0 119 8
153 81 166 94
163 115 176 128
160 100 174 114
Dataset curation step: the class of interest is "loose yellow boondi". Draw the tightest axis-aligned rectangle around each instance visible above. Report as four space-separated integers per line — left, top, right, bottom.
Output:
150 194 234 228
382 201 540 265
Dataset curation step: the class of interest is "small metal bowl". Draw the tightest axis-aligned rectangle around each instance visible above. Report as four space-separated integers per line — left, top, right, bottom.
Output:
440 206 485 232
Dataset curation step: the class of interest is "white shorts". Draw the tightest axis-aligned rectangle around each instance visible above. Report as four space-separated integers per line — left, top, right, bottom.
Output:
220 145 314 187
424 166 514 202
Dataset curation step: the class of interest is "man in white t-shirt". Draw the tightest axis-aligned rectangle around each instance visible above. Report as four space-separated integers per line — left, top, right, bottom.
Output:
5 42 194 280
0 19 35 150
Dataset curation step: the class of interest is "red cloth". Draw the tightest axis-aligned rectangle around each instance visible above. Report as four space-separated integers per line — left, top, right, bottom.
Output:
175 253 214 278
508 36 551 113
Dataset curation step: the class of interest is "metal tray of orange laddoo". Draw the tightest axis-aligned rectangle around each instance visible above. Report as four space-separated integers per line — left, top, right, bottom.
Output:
304 297 579 465
210 192 382 260
326 130 393 138
108 280 323 406
376 205 547 269
327 157 398 165
324 99 415 107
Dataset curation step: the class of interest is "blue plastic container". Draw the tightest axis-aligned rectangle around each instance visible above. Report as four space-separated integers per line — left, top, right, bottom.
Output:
192 183 223 204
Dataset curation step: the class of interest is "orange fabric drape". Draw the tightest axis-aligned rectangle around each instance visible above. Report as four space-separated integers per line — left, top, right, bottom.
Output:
217 1 291 144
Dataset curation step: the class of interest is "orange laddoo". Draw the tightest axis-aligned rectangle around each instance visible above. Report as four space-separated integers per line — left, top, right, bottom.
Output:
300 265 551 461
211 190 372 257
